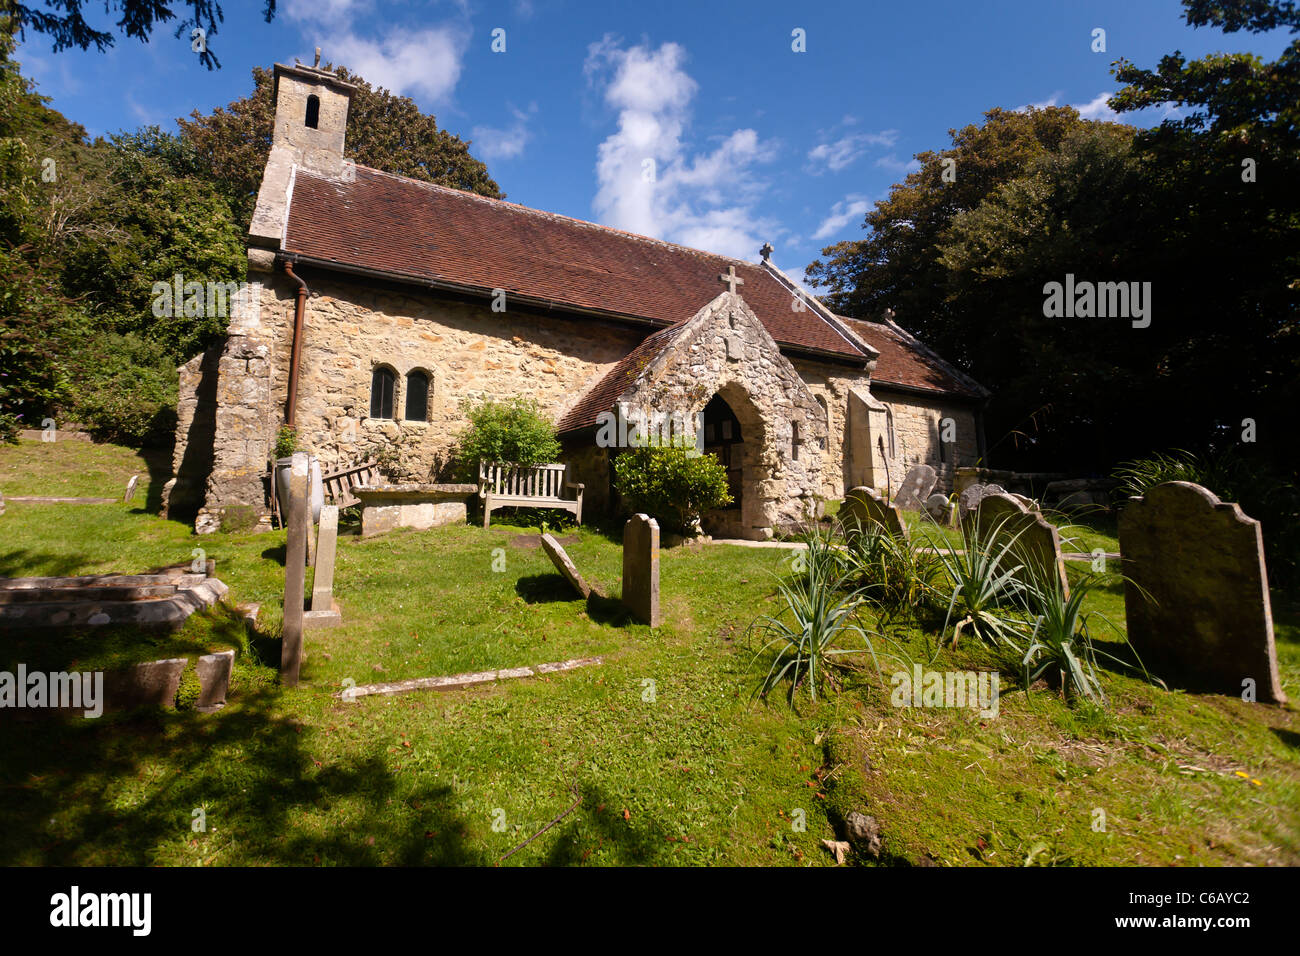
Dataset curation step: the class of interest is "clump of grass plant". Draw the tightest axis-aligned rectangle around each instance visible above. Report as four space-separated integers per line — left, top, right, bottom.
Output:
748 523 900 704
928 513 1031 650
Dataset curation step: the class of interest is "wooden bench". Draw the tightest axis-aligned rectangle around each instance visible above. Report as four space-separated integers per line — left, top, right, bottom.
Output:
478 462 584 528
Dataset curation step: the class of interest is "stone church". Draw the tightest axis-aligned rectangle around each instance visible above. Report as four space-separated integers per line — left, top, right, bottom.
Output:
164 63 988 540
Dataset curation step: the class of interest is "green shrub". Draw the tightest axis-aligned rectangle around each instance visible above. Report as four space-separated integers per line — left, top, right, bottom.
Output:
60 328 178 447
455 397 560 477
612 441 732 534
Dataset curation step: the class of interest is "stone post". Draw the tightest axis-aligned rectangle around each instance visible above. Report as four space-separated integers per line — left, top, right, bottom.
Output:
622 514 661 627
311 505 339 611
281 452 309 686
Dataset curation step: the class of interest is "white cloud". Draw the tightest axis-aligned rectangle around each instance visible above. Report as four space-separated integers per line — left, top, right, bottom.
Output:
875 154 921 176
805 129 899 174
585 36 781 261
326 26 467 102
472 103 537 161
287 1 467 104
1073 91 1120 122
812 194 871 241
285 0 374 25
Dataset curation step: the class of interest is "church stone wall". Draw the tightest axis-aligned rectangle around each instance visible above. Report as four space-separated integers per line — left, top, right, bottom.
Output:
242 272 645 492
873 389 980 495
789 358 874 502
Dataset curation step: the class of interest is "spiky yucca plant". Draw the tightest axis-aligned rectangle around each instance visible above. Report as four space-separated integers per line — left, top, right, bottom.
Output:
749 524 897 704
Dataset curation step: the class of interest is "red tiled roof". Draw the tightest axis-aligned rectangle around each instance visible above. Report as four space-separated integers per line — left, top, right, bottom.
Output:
841 318 985 400
283 165 867 360
557 325 685 434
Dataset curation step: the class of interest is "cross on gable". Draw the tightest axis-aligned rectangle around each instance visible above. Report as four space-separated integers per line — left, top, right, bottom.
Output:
719 265 744 295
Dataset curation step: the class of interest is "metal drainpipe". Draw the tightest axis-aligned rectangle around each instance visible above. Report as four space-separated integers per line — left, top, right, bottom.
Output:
283 260 309 427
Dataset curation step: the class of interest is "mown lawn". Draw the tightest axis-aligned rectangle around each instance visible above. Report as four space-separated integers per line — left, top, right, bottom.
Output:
1 438 1298 866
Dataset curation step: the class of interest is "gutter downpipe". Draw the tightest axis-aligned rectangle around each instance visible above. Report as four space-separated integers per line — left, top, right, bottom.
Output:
283 260 309 427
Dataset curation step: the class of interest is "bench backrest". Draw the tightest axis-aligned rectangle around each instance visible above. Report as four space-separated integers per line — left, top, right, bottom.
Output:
479 462 569 499
322 459 380 508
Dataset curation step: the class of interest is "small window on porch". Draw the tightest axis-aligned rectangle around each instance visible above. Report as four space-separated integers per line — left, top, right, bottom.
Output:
370 365 395 419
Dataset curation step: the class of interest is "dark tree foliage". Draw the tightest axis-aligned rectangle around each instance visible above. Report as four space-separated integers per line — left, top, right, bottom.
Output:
3 0 277 70
806 0 1299 478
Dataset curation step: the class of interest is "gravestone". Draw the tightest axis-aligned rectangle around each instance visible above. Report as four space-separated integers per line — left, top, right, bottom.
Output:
280 452 309 686
958 482 1005 522
1119 482 1286 704
841 486 908 539
622 514 661 626
972 493 1069 597
195 650 235 713
123 475 139 504
306 504 341 628
0 489 5 517
923 493 954 526
894 464 937 512
541 533 594 600
311 505 339 611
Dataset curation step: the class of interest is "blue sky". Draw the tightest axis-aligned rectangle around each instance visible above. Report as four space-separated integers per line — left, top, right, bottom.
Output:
15 0 1294 282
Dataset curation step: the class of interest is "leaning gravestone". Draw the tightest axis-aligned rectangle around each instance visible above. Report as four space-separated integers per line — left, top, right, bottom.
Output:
973 493 1069 597
541 533 593 600
1119 481 1286 704
0 488 5 517
622 514 661 626
123 475 139 504
841 486 908 539
894 464 937 512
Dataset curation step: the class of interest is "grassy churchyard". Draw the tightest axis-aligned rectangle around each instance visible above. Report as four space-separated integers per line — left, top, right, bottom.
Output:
1 436 1298 867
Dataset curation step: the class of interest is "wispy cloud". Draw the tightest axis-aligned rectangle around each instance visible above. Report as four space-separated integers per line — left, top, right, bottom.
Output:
811 194 871 241
1073 91 1119 122
805 124 899 174
875 154 921 176
471 103 537 161
584 35 781 261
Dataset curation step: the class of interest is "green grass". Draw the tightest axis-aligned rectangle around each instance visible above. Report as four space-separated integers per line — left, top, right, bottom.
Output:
1 439 1297 866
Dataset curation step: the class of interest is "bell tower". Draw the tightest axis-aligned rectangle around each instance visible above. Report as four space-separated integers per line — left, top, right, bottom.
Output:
248 60 357 248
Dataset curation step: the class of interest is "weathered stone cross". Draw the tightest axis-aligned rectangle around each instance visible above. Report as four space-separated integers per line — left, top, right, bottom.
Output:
719 265 744 294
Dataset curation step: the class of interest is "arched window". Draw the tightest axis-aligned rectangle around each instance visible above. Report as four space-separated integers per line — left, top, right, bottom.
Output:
405 370 429 422
305 94 320 129
370 366 395 419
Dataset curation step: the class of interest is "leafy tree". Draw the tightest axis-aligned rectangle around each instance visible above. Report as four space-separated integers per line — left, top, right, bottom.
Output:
0 245 72 440
179 64 503 225
4 0 277 70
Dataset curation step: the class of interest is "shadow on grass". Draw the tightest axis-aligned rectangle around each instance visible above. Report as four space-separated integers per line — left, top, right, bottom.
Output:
262 543 288 567
515 573 580 604
1271 727 1300 752
0 683 487 866
0 550 95 579
537 782 677 866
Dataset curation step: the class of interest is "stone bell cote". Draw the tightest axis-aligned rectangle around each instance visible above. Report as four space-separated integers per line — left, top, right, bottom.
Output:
248 62 357 249
270 62 356 175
